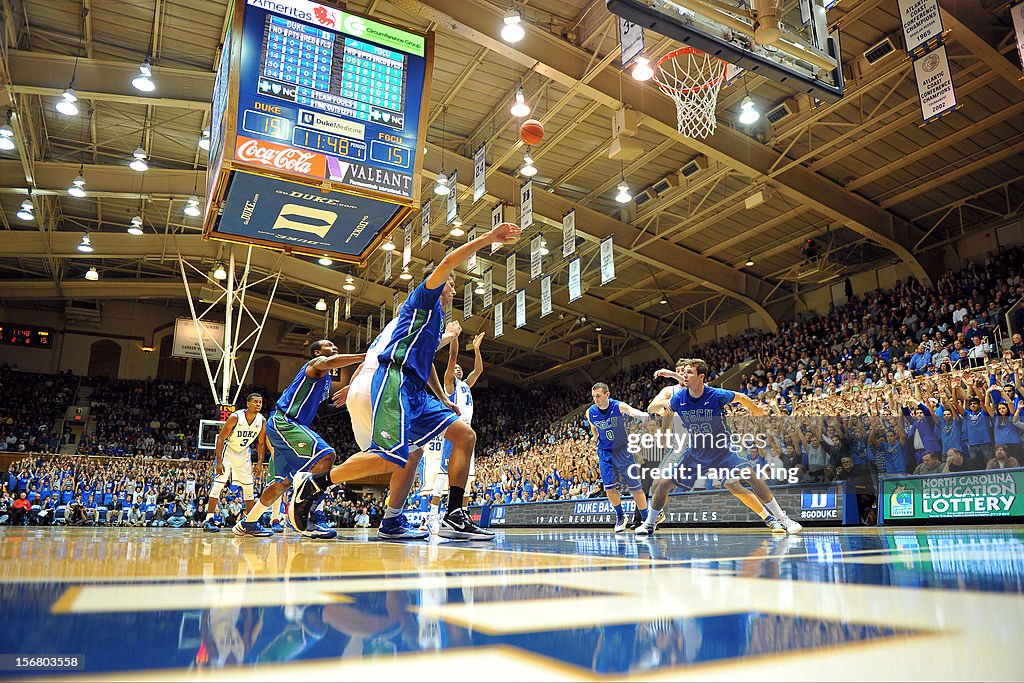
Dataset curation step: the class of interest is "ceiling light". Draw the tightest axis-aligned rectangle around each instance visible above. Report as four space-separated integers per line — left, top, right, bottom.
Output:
739 96 760 125
129 147 148 172
56 89 78 116
127 224 144 236
315 298 328 311
501 9 525 43
0 123 14 151
17 200 34 221
318 255 333 266
380 237 396 251
595 326 602 331
474 282 485 295
131 214 143 228
745 256 755 267
399 266 413 281
434 170 450 196
183 195 201 217
343 275 356 291
68 173 86 198
659 297 668 305
510 85 530 118
615 179 632 204
77 234 94 253
84 267 99 281
449 224 465 238
631 57 654 82
520 151 537 177
213 263 227 280
198 128 210 151
132 59 155 92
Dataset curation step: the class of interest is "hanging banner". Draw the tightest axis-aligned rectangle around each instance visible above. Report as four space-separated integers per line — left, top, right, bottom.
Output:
600 236 616 285
366 314 373 343
897 0 944 57
515 289 526 329
568 257 582 302
1013 2 1024 77
393 291 400 318
494 300 504 338
562 210 576 258
171 318 224 360
466 227 478 274
913 44 958 123
483 268 493 308
491 203 504 253
619 16 645 68
530 234 543 281
444 298 452 327
356 327 361 349
464 282 474 319
473 144 486 203
540 275 552 318
332 298 340 332
446 169 458 225
344 293 351 320
403 223 412 267
379 301 387 329
520 180 533 230
506 253 516 294
420 200 431 248
384 249 392 282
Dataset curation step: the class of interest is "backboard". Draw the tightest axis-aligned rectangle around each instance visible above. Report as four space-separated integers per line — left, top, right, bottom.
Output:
606 0 844 102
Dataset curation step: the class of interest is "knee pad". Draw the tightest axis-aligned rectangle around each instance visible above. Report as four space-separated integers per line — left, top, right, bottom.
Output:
209 479 227 500
432 473 449 497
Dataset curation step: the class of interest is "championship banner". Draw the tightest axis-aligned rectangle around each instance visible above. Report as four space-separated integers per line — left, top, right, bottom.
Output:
379 301 386 329
913 44 958 123
530 234 543 281
880 468 1024 524
420 200 431 248
506 253 516 294
568 257 582 302
332 298 340 332
473 144 486 203
897 0 943 57
562 210 576 258
600 236 615 285
344 293 351 320
466 227 478 274
540 274 552 318
491 203 504 253
171 317 224 360
366 314 373 342
356 327 361 349
444 298 452 327
402 223 412 267
520 180 533 230
393 291 400 318
464 283 474 319
384 249 392 282
494 300 504 338
1013 2 1024 77
446 169 458 225
482 268 493 308
619 16 645 68
515 289 526 328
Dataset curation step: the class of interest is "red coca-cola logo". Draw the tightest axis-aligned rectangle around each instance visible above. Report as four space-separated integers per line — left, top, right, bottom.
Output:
234 136 325 176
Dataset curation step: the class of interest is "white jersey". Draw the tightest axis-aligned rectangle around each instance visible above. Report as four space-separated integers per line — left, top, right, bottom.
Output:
666 385 688 455
224 410 264 452
450 378 473 426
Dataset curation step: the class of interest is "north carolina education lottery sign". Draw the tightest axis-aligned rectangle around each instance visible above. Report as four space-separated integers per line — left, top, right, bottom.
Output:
203 0 433 263
881 468 1024 523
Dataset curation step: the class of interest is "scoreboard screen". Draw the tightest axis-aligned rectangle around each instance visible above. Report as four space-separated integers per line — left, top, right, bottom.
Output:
0 323 54 349
235 0 429 202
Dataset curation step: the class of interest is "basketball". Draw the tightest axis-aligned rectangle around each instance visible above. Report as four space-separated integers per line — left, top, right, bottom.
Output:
519 119 544 146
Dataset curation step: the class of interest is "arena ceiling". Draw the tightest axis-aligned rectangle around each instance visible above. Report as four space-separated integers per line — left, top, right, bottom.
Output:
0 0 1022 381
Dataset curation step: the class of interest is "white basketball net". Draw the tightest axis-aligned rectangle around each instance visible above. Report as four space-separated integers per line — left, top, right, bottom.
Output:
654 49 726 139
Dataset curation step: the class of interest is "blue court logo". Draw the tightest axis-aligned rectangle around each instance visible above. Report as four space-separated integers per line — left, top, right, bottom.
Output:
491 506 505 521
801 491 836 510
890 484 914 517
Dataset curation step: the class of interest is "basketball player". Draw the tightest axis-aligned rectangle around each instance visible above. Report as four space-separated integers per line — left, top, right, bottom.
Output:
290 222 523 540
587 383 651 533
422 331 485 535
234 343 364 539
642 359 802 535
203 394 267 533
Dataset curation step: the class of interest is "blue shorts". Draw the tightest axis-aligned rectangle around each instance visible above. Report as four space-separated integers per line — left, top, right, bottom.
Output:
598 448 642 491
658 448 697 492
265 411 334 482
369 363 460 467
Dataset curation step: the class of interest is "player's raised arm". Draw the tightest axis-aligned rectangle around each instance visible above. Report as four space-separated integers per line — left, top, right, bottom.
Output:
647 385 675 416
730 391 766 417
443 329 460 396
617 402 651 421
466 333 485 388
308 352 365 375
424 222 521 290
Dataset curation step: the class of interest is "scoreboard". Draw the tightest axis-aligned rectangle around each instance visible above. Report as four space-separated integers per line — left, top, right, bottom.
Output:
204 0 433 264
0 323 54 349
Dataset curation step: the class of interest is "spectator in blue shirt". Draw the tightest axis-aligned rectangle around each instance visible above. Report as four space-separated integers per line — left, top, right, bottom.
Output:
907 345 932 374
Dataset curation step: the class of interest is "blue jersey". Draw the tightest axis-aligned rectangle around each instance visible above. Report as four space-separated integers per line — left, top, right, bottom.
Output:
588 399 629 453
274 363 331 427
669 385 735 455
375 280 445 390
963 409 993 445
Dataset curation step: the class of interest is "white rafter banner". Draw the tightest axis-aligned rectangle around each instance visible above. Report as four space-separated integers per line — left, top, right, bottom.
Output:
541 275 552 318
600 236 616 285
447 169 458 224
403 224 412 267
562 209 576 258
506 252 516 294
420 200 431 248
494 300 504 338
913 44 958 124
530 234 543 281
464 282 474 319
379 301 386 329
491 203 504 253
483 268 493 308
568 257 582 302
466 227 478 274
473 144 486 203
384 249 392 282
515 289 526 328
344 293 351 320
520 180 533 230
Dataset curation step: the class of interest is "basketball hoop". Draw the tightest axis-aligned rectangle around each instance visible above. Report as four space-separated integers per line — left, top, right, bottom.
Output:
653 46 726 139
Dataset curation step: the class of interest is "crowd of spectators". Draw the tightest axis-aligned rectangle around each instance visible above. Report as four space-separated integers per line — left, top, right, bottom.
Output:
0 368 77 454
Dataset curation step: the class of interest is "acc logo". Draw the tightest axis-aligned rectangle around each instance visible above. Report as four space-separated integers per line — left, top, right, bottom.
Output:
272 204 337 238
343 15 366 37
889 484 914 517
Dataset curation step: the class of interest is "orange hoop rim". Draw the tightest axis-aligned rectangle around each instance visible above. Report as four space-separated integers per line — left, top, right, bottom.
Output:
654 46 727 94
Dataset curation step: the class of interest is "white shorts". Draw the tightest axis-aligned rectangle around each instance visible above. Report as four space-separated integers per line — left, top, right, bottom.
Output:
217 447 254 485
348 368 374 452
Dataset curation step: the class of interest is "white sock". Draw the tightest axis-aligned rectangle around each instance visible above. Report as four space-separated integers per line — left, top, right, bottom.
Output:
384 506 402 519
645 507 661 524
764 498 785 518
429 504 438 517
245 501 269 523
204 512 214 522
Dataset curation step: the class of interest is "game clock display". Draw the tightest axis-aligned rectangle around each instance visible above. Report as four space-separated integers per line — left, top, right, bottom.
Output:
0 323 54 348
234 0 430 203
